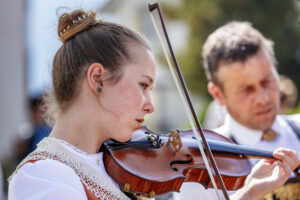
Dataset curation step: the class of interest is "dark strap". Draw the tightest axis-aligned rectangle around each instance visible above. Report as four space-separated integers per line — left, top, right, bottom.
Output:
284 117 300 140
229 135 238 144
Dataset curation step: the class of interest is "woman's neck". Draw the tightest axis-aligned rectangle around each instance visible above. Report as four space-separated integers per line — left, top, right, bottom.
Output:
50 103 106 154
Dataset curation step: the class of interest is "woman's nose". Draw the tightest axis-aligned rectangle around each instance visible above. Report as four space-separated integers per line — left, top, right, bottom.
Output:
144 96 155 114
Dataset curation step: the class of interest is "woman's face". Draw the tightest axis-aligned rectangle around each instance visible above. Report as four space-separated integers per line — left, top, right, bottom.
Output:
99 47 156 142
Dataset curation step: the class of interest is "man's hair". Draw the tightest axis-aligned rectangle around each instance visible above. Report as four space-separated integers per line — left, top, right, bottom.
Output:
202 21 276 86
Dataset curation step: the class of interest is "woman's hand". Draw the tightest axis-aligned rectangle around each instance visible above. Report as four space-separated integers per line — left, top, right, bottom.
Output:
230 148 299 200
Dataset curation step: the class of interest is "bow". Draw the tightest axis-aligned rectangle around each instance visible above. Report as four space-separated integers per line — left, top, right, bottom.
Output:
148 2 229 199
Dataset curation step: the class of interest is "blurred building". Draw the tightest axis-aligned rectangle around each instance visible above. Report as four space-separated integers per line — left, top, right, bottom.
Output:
0 0 27 159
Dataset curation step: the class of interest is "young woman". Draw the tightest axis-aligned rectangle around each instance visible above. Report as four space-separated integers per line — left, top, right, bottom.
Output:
8 9 299 200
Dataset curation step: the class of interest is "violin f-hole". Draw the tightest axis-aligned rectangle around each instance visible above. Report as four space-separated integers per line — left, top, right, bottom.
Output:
170 154 193 171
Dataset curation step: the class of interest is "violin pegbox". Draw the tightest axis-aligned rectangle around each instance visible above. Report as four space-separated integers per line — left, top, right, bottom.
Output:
168 130 182 152
146 133 162 148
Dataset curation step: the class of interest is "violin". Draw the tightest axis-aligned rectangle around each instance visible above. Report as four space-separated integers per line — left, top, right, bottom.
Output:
103 126 300 198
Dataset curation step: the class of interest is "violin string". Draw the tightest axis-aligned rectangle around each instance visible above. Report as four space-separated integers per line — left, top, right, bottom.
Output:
149 10 222 200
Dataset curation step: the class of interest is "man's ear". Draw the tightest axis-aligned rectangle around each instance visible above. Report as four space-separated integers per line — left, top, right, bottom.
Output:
87 63 106 94
207 82 226 105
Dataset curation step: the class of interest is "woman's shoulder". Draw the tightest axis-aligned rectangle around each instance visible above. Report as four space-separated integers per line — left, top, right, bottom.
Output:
9 159 87 200
8 137 130 200
11 159 82 183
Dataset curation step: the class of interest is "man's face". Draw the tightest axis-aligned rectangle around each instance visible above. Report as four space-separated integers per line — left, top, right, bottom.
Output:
211 50 280 131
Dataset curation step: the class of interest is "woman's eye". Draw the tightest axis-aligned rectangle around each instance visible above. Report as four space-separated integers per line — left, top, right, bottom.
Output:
140 83 149 89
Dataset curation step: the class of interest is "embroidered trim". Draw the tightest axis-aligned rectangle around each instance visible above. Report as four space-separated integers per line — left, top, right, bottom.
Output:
9 137 129 200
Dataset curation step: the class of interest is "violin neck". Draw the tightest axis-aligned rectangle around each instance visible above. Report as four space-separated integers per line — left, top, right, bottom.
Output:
206 139 274 159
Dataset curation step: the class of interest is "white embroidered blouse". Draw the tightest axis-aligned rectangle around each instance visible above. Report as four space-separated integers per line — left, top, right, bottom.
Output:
8 137 130 200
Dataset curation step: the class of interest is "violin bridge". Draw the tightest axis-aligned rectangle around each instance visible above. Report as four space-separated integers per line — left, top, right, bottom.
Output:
168 130 182 152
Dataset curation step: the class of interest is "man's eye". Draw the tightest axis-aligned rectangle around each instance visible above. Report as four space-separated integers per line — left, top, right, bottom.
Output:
244 86 254 93
262 80 271 87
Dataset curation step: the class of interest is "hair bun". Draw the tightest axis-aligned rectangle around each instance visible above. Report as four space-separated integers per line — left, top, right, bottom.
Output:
58 9 98 43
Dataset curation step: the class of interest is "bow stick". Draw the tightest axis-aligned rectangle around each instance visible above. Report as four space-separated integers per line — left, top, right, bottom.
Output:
148 2 229 200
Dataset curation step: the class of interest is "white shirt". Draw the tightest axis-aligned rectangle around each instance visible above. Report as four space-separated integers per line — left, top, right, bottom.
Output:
173 114 300 200
9 137 154 200
216 114 300 162
8 138 123 200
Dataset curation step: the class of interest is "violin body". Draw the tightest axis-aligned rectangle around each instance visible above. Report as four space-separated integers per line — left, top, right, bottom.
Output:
103 127 251 198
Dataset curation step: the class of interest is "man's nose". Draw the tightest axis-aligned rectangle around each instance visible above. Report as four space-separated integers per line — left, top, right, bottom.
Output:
256 87 270 105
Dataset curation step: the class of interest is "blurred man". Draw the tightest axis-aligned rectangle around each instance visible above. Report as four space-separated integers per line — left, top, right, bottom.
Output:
176 21 300 199
28 94 51 152
278 75 298 114
206 21 300 199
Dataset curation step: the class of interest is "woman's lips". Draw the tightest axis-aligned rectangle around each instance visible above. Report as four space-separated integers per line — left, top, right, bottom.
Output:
136 119 144 123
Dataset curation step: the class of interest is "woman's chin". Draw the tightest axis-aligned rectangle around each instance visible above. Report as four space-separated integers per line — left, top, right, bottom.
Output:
114 133 133 143
110 126 139 143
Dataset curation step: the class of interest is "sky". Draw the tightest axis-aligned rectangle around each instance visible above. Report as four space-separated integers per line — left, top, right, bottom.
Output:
26 0 108 97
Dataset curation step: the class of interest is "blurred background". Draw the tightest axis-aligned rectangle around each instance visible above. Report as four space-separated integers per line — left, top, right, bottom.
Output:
1 0 300 198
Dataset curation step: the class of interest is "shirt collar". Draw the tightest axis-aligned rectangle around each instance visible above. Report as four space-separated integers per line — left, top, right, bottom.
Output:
224 114 263 146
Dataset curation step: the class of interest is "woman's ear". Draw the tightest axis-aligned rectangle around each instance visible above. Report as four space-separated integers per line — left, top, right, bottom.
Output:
207 82 225 105
87 63 106 94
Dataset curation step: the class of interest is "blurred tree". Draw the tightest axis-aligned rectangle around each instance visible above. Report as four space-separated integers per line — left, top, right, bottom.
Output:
162 0 300 101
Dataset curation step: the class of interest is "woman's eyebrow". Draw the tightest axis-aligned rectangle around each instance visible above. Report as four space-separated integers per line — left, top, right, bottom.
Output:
142 75 154 84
